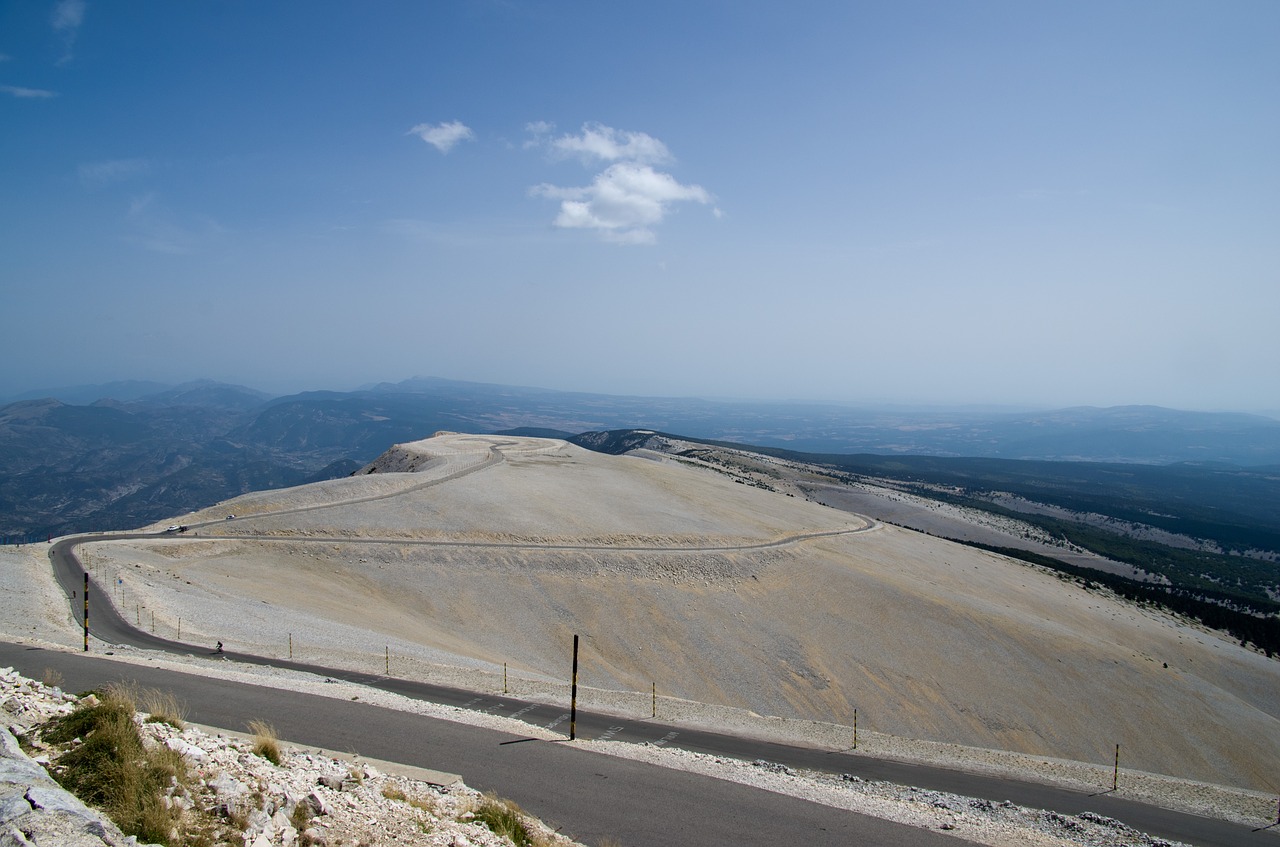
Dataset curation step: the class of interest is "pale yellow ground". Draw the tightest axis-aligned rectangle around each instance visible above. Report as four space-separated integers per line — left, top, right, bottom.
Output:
63 434 1280 794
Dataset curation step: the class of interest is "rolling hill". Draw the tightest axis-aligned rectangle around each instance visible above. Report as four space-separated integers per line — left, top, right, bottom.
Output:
84 433 1280 794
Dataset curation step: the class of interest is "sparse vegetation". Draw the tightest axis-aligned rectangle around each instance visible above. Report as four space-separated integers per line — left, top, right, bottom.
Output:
409 792 438 814
248 719 282 765
40 684 188 845
139 687 186 729
41 667 63 689
222 803 251 834
472 793 534 846
290 800 313 832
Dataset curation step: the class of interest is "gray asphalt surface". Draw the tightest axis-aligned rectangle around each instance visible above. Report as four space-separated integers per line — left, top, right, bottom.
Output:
1 643 971 847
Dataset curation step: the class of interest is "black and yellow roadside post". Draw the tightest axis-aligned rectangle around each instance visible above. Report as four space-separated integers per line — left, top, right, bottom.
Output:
82 573 88 651
569 634 579 741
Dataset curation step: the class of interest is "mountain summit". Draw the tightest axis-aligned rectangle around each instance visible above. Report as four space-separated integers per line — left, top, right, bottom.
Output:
91 433 1280 792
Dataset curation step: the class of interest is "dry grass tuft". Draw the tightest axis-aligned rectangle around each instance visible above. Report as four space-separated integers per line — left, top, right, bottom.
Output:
290 800 313 832
472 792 538 846
247 719 282 765
139 688 187 729
409 793 438 814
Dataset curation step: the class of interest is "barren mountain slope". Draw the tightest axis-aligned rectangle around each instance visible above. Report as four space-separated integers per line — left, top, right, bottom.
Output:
91 433 1280 792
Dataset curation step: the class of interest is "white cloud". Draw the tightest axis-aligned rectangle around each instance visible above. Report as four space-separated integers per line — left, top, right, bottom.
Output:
79 158 149 187
1 84 57 99
408 120 474 154
528 122 713 245
532 162 710 245
546 122 671 165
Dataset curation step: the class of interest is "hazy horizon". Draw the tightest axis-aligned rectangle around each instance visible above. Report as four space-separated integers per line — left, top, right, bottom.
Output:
4 372 1280 420
3 2 1277 412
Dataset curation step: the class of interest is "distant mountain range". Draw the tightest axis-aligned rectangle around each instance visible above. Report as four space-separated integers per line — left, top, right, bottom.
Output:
3 375 1280 539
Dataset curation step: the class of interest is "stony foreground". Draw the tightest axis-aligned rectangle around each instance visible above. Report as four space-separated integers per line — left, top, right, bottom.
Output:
0 666 581 847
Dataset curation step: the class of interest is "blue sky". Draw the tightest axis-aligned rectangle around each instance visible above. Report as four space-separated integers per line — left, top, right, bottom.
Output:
2 1 1277 412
